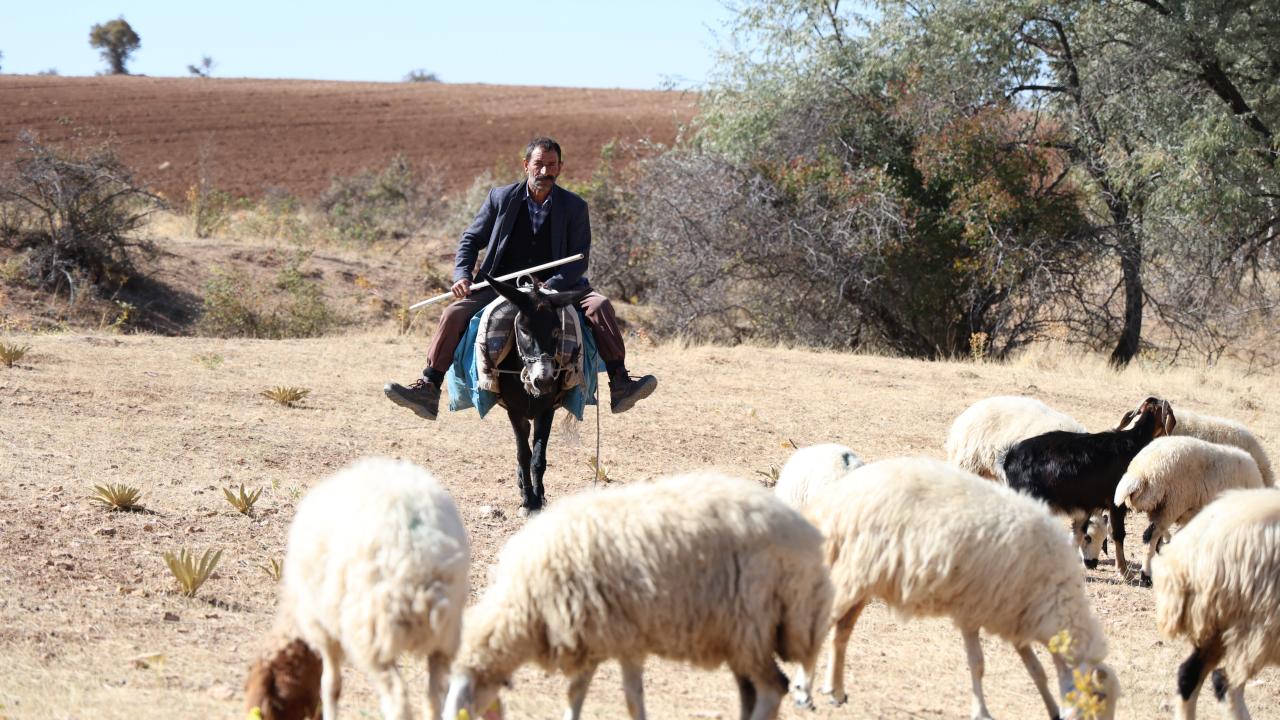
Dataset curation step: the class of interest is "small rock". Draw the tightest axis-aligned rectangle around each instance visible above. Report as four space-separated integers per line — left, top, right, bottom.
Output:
478 505 505 520
96 527 116 537
207 683 234 701
163 612 180 622
142 523 155 532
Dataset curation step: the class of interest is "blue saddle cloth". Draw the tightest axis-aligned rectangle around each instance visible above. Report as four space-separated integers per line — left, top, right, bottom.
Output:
445 309 602 420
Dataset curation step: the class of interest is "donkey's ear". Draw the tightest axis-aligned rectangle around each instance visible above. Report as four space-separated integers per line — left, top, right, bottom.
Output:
545 286 592 308
482 272 534 313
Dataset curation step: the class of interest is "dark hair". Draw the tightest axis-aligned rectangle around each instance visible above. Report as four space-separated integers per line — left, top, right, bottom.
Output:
524 137 562 162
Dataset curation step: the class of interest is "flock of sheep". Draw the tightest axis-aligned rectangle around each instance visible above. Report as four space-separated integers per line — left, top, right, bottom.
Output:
243 395 1278 720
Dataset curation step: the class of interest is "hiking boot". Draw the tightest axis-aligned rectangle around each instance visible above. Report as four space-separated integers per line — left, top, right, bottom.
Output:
384 378 441 420
608 372 657 414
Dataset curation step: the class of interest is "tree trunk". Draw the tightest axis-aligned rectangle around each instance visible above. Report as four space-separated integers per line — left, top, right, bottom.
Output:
1109 233 1143 368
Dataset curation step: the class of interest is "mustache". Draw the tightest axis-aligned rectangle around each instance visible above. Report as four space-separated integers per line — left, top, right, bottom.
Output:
534 175 556 182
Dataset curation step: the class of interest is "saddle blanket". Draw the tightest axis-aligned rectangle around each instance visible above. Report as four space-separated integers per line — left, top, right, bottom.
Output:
444 292 603 420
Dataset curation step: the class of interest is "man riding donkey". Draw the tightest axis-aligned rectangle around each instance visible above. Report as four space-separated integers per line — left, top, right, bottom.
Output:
385 136 657 419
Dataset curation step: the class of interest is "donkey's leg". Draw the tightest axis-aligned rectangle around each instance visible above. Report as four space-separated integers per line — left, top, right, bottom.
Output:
531 407 556 509
506 412 536 513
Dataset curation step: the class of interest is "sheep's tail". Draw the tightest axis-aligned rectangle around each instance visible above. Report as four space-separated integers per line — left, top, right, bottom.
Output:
1113 471 1149 510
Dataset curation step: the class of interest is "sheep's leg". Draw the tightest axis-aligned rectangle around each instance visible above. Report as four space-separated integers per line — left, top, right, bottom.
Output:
1175 640 1223 720
367 663 412 720
319 640 343 720
620 659 646 720
1109 503 1129 577
820 601 863 705
506 413 537 514
1016 645 1060 720
1208 667 1252 720
1141 518 1164 587
562 662 598 720
735 674 757 720
962 628 994 720
531 407 555 510
738 662 787 720
427 652 449 720
1050 652 1073 699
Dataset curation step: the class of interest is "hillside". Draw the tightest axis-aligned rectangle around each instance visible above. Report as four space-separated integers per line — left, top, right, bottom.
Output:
0 75 697 201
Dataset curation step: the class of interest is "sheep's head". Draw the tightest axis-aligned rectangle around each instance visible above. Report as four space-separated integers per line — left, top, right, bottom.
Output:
1080 512 1111 570
443 670 506 720
244 638 323 720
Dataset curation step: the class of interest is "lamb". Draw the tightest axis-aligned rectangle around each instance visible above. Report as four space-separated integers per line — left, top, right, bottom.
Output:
944 395 1086 481
442 472 833 720
1169 408 1274 487
803 457 1120 720
943 395 1109 568
1114 436 1265 586
1002 396 1175 578
774 443 863 510
1153 488 1280 719
244 457 471 720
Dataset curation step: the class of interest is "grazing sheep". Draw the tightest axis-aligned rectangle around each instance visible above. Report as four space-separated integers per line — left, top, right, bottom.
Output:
944 395 1086 481
774 443 863 510
1114 436 1265 586
1003 396 1176 578
442 472 833 720
1153 488 1280 719
244 457 471 720
803 458 1120 720
1170 409 1274 487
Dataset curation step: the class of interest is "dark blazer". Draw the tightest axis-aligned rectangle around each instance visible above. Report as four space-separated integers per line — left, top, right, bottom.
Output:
453 181 591 291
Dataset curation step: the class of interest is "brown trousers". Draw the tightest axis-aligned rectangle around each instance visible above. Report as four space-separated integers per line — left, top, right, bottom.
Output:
425 287 626 373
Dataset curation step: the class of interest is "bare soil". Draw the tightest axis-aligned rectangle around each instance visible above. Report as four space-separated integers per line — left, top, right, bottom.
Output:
0 76 696 202
1 325 1277 719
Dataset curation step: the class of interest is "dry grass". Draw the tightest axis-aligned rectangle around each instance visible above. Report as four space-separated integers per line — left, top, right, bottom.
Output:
222 484 263 515
0 332 1276 718
260 386 309 407
161 548 223 597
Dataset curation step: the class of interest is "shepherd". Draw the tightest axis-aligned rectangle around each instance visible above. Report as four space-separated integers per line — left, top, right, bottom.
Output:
384 136 657 421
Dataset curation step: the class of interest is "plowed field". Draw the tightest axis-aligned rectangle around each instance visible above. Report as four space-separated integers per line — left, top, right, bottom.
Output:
0 75 696 201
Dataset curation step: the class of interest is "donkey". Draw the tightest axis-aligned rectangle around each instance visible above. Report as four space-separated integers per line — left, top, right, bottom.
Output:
479 271 591 516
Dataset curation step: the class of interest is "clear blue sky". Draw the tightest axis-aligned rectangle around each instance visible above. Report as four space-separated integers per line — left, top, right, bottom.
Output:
1 1 737 89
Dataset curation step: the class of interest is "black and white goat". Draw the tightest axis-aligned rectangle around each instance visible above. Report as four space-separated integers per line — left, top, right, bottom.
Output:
1002 397 1176 579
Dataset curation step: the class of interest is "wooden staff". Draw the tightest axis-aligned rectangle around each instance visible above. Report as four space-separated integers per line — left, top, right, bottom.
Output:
409 253 586 310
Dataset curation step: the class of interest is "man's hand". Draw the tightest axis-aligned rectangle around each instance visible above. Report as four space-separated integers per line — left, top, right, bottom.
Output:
451 278 472 299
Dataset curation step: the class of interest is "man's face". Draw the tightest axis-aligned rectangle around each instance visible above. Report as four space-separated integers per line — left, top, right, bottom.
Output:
524 146 561 195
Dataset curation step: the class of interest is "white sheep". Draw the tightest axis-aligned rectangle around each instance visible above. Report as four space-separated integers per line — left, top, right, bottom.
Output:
774 443 863 510
1114 436 1265 585
442 472 833 720
944 395 1086 481
244 457 471 720
1153 488 1280 719
1170 408 1274 487
804 457 1120 720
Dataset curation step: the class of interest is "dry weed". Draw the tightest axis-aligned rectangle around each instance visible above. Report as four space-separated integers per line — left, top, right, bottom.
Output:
261 386 309 407
0 341 31 367
162 548 222 597
89 483 143 511
223 484 263 515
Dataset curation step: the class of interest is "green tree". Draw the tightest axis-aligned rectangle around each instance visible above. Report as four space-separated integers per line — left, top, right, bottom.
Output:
89 17 141 75
868 0 1280 365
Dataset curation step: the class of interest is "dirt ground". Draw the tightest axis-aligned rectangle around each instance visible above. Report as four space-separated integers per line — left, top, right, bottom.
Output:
0 75 696 201
1 321 1277 719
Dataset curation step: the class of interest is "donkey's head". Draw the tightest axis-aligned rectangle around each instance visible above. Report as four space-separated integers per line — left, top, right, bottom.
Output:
480 272 590 398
